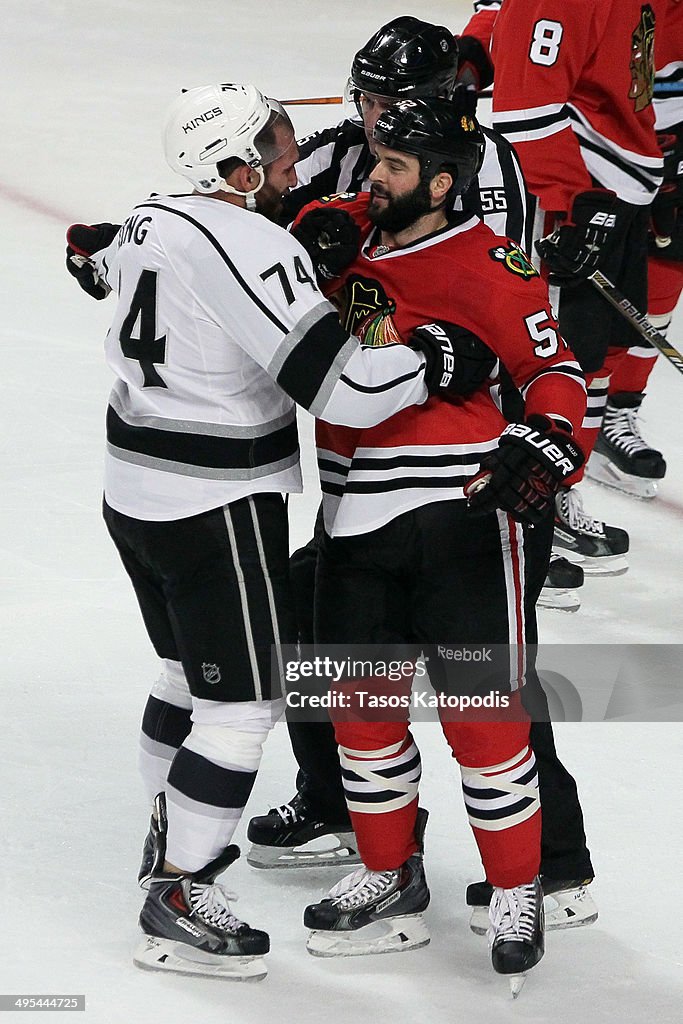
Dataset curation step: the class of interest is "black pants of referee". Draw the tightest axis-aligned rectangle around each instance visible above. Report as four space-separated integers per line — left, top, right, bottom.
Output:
287 502 594 883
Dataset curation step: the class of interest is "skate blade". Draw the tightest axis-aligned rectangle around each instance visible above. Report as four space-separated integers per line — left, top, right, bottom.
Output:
247 832 359 869
552 545 628 577
586 453 659 500
469 906 490 935
306 914 430 957
537 587 581 613
509 973 527 998
579 553 628 577
133 936 267 981
545 888 599 930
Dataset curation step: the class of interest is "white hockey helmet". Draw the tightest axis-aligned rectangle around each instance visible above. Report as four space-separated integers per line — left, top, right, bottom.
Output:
162 83 291 199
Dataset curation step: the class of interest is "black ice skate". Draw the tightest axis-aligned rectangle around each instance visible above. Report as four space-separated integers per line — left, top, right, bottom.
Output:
553 486 629 575
488 876 545 997
134 844 269 980
246 791 359 868
138 792 167 882
587 392 666 500
467 875 597 934
537 554 584 613
303 807 430 957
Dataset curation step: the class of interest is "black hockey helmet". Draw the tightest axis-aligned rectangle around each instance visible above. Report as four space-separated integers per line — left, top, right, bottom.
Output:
350 17 459 101
373 97 485 195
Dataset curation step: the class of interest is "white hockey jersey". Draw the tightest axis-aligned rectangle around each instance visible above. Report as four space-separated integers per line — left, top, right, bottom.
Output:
92 194 429 521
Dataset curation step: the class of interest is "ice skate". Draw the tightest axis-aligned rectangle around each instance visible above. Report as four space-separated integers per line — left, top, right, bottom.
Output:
304 808 430 956
467 875 597 933
553 486 629 575
138 792 167 883
247 791 359 868
134 845 269 980
488 876 544 997
537 554 584 613
542 876 598 929
586 393 666 499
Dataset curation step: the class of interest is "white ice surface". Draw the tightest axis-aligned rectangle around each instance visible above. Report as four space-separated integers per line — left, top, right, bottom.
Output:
1 2 682 1021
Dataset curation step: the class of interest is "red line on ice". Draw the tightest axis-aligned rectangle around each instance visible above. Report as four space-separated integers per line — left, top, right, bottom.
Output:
0 182 75 224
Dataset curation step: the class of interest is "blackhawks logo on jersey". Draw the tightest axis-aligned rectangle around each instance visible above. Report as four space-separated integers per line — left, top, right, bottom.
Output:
489 243 538 280
331 274 402 346
629 4 655 112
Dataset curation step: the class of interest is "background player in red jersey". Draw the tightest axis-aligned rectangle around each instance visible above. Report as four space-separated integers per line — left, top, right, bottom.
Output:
588 3 683 497
463 0 664 575
295 99 586 990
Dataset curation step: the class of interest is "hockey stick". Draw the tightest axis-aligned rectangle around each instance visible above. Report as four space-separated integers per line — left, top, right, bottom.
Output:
281 90 493 106
282 96 344 105
588 269 683 376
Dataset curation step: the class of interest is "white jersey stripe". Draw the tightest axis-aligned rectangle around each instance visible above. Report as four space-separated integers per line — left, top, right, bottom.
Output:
496 511 526 692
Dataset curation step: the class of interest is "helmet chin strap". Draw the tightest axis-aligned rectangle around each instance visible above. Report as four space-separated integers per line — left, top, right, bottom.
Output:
219 165 265 210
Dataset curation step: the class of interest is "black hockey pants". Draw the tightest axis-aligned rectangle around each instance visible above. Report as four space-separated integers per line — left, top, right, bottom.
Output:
286 502 593 881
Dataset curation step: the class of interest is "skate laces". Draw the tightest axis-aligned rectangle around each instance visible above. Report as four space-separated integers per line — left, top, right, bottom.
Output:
326 865 398 910
603 405 653 455
188 880 245 933
558 488 605 538
275 798 304 825
487 883 537 947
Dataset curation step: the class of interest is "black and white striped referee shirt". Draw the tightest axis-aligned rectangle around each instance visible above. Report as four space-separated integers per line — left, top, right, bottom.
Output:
283 116 534 253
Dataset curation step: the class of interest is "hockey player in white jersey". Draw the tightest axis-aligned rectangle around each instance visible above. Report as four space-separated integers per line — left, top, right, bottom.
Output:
68 82 472 981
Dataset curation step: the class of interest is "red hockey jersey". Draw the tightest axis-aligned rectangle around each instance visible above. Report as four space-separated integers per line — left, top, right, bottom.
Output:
297 194 587 537
484 0 664 212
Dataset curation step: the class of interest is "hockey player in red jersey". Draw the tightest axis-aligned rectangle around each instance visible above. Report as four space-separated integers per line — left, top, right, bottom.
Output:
247 23 596 909
588 1 683 497
468 0 664 573
298 98 587 990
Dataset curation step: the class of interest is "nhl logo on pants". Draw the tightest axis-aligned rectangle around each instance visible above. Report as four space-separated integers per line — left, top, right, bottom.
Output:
202 662 221 685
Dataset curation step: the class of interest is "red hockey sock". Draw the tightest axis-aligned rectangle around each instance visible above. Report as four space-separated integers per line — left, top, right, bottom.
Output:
332 718 421 870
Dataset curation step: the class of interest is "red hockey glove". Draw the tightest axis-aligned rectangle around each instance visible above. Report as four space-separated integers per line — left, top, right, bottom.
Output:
66 222 120 300
464 416 584 526
409 322 497 399
291 208 361 281
535 189 622 285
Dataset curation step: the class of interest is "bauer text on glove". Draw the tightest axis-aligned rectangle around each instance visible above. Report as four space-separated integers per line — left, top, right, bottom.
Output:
408 321 497 400
464 416 584 525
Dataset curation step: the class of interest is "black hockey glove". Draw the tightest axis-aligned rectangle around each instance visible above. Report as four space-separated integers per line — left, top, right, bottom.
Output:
291 208 361 281
535 189 622 285
455 35 494 91
649 130 683 253
464 415 584 526
408 321 497 399
66 222 120 299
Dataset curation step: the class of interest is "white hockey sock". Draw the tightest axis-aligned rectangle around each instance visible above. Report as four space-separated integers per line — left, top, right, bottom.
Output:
165 707 276 873
138 660 192 804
